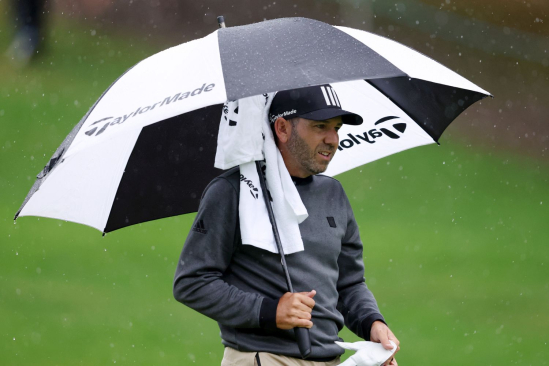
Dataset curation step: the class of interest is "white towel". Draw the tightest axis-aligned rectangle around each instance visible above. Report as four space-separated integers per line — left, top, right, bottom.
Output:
214 96 264 170
214 93 308 255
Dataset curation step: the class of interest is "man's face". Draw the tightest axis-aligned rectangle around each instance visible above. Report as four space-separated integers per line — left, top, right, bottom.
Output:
286 117 343 176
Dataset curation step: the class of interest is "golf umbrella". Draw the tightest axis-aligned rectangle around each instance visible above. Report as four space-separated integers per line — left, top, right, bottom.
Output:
15 16 490 360
15 17 490 232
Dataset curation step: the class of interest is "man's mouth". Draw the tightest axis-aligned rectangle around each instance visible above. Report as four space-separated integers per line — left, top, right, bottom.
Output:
317 151 332 160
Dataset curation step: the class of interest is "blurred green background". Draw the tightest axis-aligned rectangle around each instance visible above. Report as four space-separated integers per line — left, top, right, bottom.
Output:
1 0 548 364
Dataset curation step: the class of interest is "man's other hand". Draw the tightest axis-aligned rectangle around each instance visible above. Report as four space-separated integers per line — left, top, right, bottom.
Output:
276 290 316 329
370 321 400 366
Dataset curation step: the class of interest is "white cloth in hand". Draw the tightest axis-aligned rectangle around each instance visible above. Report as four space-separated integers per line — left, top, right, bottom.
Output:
336 340 396 366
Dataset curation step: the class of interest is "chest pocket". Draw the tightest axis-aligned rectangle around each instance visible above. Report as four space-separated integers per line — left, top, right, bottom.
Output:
299 211 346 260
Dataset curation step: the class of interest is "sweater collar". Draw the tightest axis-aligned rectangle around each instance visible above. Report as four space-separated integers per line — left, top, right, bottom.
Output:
290 175 313 186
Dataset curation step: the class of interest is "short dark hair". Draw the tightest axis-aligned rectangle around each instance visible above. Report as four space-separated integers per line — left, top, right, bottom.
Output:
271 117 300 145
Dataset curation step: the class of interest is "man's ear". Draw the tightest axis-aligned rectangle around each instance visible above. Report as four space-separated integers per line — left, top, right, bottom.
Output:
274 117 291 143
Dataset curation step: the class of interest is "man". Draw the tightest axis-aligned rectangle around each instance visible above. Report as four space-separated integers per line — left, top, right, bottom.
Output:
173 85 400 365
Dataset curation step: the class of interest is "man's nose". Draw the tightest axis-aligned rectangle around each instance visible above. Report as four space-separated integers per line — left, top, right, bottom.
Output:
324 129 339 146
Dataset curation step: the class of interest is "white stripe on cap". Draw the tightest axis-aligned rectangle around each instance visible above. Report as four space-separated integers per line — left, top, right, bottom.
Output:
321 86 332 106
328 87 340 107
331 87 341 107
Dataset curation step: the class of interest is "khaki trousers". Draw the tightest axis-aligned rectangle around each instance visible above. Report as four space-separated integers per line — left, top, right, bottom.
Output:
221 347 341 366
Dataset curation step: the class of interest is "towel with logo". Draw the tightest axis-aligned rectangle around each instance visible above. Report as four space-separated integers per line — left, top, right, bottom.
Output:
214 93 308 255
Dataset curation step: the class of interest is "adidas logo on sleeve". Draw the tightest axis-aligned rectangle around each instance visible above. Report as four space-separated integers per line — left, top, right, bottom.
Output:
192 219 207 234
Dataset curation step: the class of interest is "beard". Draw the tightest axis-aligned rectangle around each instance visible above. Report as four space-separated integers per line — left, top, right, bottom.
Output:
286 127 335 175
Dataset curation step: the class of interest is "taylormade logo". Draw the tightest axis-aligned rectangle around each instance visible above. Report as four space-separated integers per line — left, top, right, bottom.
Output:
240 174 259 199
338 116 407 150
84 83 216 137
269 109 297 123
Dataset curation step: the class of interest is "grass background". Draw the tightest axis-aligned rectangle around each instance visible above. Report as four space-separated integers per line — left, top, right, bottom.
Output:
1 9 548 366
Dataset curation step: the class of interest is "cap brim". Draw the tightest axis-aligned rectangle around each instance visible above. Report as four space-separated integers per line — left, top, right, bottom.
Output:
299 108 363 125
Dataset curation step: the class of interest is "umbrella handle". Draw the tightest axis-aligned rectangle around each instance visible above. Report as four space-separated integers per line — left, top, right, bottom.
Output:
295 327 312 359
255 162 312 359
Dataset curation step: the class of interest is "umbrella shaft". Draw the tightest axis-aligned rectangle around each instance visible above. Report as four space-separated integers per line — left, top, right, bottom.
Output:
255 161 294 293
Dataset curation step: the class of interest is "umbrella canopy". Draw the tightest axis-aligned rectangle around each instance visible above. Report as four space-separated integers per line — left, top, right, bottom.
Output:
15 17 490 233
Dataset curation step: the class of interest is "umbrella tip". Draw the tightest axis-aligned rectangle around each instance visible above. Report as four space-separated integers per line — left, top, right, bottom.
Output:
217 16 226 28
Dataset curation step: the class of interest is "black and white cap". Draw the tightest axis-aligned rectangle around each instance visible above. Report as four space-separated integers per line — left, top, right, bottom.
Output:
269 84 363 125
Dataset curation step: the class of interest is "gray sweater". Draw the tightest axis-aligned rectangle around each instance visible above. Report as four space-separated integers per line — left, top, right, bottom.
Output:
173 168 385 359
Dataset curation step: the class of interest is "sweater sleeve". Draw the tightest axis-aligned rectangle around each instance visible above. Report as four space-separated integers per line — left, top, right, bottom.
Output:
173 176 269 328
336 190 386 341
